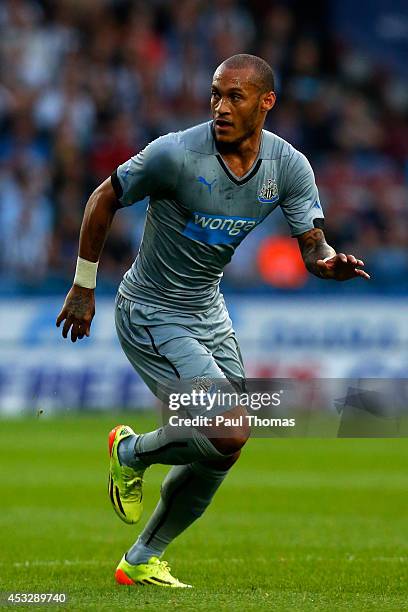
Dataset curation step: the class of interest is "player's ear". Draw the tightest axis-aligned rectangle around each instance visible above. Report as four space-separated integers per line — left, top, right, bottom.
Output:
261 91 276 112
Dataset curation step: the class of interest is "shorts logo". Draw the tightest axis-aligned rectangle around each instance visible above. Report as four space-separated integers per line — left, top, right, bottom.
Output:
183 212 259 245
258 178 279 204
191 376 214 393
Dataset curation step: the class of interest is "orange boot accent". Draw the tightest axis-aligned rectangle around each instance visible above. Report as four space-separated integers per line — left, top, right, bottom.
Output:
108 425 122 456
115 568 135 585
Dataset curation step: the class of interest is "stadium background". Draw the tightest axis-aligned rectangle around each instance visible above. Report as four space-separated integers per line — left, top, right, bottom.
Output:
1 3 408 610
0 0 407 411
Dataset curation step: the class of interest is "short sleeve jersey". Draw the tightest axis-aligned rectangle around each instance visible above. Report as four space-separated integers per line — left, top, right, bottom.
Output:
112 121 324 311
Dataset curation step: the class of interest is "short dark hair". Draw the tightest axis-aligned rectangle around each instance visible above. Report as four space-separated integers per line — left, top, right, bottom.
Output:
218 54 275 93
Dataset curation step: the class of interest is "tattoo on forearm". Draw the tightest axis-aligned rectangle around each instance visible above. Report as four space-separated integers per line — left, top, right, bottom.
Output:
300 229 336 277
78 187 117 262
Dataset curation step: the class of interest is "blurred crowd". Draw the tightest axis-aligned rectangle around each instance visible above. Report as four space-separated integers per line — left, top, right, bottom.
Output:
0 0 407 294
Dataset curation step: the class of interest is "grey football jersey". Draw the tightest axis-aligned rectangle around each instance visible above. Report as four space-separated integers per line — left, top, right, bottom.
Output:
111 121 324 311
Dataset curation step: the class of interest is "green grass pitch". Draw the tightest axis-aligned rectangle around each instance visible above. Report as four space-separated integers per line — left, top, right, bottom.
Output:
1 414 407 611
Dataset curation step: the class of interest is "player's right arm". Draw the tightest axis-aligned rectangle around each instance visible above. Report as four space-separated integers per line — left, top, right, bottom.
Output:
56 178 120 342
56 133 184 342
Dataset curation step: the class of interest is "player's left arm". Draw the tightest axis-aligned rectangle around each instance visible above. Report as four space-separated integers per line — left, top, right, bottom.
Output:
281 149 369 281
297 227 370 281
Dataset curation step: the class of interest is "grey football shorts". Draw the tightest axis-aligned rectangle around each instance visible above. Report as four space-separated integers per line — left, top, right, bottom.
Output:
115 293 245 414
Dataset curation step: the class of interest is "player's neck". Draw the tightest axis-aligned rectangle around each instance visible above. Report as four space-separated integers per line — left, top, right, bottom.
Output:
216 128 263 178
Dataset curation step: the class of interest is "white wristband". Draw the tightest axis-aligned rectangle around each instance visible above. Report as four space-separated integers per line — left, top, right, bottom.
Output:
74 257 99 289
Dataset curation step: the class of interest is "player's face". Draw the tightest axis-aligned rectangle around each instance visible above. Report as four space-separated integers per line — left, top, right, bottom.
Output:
211 67 275 145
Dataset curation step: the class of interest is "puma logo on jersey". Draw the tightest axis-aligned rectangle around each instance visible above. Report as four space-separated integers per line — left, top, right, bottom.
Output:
197 176 217 194
183 211 258 245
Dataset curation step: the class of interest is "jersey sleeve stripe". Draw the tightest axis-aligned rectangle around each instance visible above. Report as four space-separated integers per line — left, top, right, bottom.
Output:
111 169 123 202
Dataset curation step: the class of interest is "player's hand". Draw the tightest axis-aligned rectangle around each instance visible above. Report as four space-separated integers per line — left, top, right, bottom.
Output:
316 253 370 281
56 285 95 342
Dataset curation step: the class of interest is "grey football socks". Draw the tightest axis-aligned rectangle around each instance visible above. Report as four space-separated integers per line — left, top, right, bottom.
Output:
125 538 162 565
118 436 139 469
126 461 231 565
118 424 227 468
117 434 139 467
118 424 234 566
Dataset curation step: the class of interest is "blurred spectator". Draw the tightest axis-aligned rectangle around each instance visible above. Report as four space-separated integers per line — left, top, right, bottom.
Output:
0 0 407 295
0 163 52 284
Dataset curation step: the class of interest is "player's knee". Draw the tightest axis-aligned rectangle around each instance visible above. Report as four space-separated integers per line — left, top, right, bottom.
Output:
230 411 251 450
230 428 250 453
212 425 250 455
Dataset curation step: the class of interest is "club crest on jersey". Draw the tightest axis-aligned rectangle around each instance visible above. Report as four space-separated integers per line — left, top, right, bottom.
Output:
258 178 279 204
